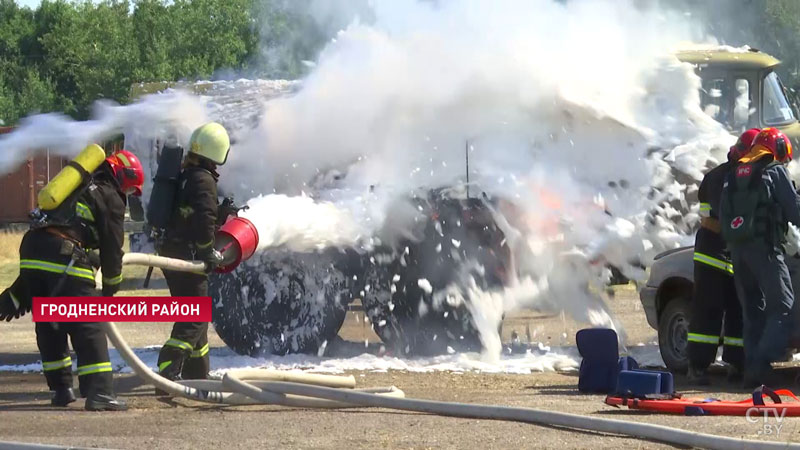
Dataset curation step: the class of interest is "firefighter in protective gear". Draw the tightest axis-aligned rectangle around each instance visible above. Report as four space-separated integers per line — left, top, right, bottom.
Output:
106 149 146 197
0 149 144 410
686 129 759 384
720 127 800 387
187 122 231 165
156 122 229 388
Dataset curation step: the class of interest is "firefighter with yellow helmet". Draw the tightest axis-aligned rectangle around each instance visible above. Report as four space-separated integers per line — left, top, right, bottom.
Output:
156 122 231 389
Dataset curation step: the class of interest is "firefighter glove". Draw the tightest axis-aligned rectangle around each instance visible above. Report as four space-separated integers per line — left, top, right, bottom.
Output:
201 249 224 273
102 283 121 297
0 288 26 322
87 250 101 269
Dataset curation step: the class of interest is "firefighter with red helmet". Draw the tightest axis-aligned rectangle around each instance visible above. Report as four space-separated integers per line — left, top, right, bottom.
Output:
0 149 144 410
686 129 761 385
720 127 800 387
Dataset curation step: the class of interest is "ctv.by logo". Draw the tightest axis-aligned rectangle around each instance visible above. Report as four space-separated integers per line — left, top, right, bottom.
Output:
746 408 787 436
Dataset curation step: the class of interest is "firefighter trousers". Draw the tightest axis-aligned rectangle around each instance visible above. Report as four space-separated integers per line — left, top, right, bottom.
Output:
156 268 210 380
731 242 794 378
16 229 113 397
687 260 744 371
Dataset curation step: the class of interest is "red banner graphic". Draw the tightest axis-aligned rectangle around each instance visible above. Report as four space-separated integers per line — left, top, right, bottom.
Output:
32 297 212 322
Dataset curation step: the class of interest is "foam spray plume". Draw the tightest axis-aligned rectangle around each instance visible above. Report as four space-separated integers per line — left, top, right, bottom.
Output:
0 91 209 180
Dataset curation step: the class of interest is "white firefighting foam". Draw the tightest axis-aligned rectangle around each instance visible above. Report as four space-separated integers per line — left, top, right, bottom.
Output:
0 343 666 375
225 0 737 359
0 0 748 363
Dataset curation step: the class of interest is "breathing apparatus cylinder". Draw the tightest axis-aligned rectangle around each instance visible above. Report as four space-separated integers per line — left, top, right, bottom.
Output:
146 144 184 232
37 144 106 211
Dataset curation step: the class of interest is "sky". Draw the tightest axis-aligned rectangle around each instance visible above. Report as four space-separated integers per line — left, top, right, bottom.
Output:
17 0 42 8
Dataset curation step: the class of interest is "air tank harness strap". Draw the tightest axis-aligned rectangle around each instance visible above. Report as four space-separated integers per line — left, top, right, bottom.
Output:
43 227 82 248
66 160 91 181
43 227 94 263
40 227 96 280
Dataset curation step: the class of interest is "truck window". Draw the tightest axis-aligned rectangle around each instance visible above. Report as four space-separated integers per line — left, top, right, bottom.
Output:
732 78 752 131
701 77 727 124
763 71 795 126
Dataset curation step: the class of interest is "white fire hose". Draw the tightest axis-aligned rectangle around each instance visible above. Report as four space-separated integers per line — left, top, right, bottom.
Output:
104 253 800 450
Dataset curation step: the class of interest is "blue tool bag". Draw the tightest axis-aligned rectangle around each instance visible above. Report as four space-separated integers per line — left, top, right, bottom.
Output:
615 369 675 399
577 328 621 393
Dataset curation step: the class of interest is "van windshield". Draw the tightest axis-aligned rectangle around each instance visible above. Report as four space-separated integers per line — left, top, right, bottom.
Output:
763 71 796 126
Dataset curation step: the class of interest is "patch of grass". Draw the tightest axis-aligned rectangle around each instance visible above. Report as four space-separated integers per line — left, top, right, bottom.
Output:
0 229 168 293
613 282 637 292
122 263 165 281
0 262 19 290
0 231 22 264
118 288 170 297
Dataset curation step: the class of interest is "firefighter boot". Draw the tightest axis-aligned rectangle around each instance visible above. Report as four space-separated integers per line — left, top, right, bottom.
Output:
85 393 128 411
727 365 744 383
687 365 711 386
155 346 188 396
51 387 76 407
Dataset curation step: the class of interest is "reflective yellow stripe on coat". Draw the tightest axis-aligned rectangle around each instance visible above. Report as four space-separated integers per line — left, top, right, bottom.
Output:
688 333 720 345
19 259 95 281
76 362 112 376
693 252 734 274
190 343 209 358
42 356 72 372
164 338 193 352
103 274 123 286
723 337 744 347
75 202 95 222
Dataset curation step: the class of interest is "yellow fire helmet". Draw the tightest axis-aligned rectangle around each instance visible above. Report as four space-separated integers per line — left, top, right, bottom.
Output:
189 122 231 165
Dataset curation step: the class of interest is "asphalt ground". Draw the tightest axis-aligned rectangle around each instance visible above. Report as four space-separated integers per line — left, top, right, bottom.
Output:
2 278 800 449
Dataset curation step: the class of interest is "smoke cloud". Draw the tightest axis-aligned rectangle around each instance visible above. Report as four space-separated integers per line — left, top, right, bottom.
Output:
225 0 736 356
0 0 743 358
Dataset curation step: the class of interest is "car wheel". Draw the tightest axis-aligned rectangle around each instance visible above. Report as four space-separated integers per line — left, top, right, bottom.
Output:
658 296 691 373
360 216 505 356
209 250 354 356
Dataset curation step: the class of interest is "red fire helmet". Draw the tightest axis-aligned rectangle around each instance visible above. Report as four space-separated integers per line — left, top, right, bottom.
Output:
106 149 144 196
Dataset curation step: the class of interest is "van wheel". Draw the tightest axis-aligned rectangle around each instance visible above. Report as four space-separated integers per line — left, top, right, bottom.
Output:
658 297 691 373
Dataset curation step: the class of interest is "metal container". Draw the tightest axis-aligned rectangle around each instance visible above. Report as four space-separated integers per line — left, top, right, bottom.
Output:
0 128 125 223
214 217 260 273
0 127 68 222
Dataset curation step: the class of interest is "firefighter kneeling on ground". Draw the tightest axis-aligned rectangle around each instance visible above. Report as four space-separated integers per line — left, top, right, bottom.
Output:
687 129 760 385
720 127 800 387
155 122 230 391
0 149 145 411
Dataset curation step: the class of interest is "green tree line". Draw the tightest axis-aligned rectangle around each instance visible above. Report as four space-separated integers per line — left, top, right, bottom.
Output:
4 0 800 125
0 0 327 124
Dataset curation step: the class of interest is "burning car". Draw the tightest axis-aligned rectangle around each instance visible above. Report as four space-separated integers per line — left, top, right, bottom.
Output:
209 183 512 357
128 46 800 358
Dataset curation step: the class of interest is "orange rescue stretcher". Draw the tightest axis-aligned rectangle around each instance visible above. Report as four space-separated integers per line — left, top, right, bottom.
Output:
605 386 800 416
